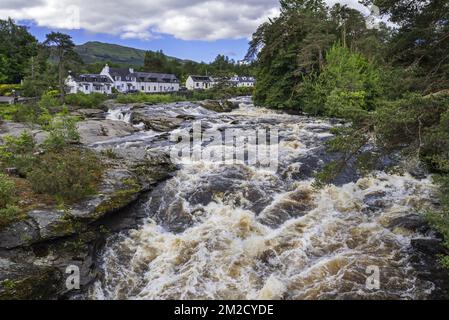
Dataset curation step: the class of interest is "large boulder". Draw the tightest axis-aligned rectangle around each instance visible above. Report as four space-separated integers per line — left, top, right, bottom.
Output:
71 109 106 120
132 111 184 132
198 100 236 113
76 119 138 145
0 122 49 145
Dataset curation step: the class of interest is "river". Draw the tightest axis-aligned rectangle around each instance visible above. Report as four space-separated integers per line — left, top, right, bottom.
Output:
88 97 442 300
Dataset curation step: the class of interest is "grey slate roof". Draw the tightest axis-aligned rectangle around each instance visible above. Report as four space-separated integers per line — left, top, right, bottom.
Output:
190 75 213 82
109 67 133 79
132 72 179 83
75 74 113 83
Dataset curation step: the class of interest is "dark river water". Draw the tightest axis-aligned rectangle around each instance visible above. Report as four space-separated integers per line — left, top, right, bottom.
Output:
88 97 440 300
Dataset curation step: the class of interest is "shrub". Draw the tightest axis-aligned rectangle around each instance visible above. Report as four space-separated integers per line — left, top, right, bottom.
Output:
0 131 37 177
43 115 80 150
301 44 382 119
0 84 22 96
116 93 185 104
28 148 103 203
0 173 15 208
65 93 108 108
38 92 60 110
0 174 20 229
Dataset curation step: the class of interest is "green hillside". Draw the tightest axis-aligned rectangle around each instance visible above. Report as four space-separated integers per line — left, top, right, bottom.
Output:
75 41 183 66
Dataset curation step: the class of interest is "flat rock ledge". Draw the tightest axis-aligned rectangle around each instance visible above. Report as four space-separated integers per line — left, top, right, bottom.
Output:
0 150 176 300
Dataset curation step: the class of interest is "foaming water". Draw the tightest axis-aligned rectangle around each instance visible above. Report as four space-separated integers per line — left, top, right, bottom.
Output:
91 97 439 300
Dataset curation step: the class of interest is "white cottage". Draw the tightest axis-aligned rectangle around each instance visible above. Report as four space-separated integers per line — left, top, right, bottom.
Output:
65 74 113 95
230 75 256 88
186 75 215 90
101 64 180 93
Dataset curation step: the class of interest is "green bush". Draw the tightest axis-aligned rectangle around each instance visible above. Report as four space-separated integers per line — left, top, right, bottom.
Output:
43 115 80 150
116 93 186 104
28 148 103 203
0 174 20 229
0 131 37 177
0 84 22 96
0 173 15 208
38 92 60 111
65 93 108 108
301 44 382 121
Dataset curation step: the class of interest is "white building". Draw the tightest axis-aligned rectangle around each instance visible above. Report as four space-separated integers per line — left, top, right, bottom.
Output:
65 74 113 95
186 75 215 90
101 65 180 93
230 75 256 88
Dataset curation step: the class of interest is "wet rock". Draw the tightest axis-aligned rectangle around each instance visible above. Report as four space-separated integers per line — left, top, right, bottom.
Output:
132 111 184 132
0 220 40 249
77 119 138 144
198 100 236 113
408 162 429 180
258 189 316 226
363 191 388 213
28 210 77 241
0 259 62 300
410 239 449 299
71 109 106 119
387 214 430 234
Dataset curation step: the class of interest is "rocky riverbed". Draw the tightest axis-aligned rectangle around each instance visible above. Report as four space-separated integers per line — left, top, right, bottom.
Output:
1 97 449 300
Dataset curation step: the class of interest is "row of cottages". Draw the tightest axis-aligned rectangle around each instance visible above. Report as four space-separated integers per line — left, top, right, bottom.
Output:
66 74 113 95
66 64 180 95
100 65 180 93
185 75 256 90
230 75 256 88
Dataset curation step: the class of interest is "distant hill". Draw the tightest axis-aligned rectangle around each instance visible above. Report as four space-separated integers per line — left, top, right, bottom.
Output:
75 41 185 66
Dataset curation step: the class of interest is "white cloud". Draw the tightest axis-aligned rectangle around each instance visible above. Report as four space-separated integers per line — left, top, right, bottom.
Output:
0 0 370 41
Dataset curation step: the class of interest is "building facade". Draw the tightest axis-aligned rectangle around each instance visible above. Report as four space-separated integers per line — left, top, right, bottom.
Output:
65 74 113 95
65 64 180 95
230 75 256 88
101 65 180 93
186 75 215 90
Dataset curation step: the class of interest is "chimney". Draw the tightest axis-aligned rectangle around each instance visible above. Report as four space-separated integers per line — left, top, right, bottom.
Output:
103 64 110 75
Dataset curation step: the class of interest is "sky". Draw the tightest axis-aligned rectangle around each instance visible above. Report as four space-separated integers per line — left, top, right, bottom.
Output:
0 0 372 63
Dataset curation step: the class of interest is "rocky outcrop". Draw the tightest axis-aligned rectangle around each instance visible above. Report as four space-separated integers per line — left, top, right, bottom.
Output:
131 111 184 132
198 99 236 113
76 120 138 145
0 121 49 145
71 109 106 120
0 148 176 299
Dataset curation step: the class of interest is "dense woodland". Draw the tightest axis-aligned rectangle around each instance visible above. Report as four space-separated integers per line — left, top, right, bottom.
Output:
247 0 449 265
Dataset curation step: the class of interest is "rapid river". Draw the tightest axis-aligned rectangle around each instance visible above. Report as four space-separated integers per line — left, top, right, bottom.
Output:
88 97 443 300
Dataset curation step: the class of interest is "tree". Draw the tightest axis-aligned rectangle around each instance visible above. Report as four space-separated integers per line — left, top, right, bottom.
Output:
247 0 337 108
44 32 81 101
361 0 449 93
0 18 38 84
143 50 169 73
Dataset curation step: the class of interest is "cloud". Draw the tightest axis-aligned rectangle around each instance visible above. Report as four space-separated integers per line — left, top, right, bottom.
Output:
0 0 369 41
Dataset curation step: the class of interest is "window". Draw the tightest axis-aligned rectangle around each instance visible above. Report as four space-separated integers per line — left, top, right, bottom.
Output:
142 86 145 91
154 86 157 91
196 83 199 87
85 85 89 90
